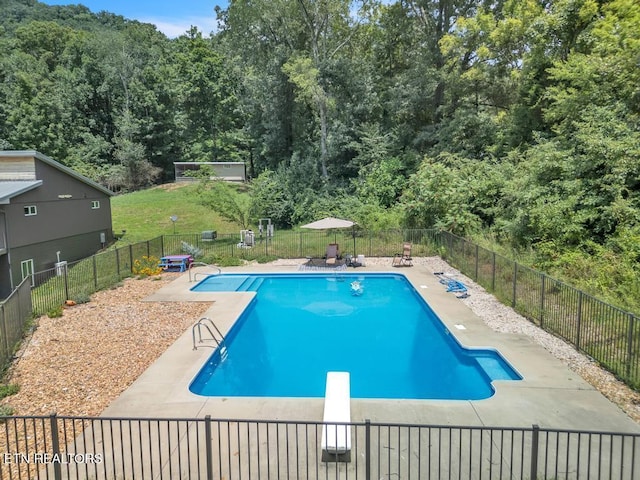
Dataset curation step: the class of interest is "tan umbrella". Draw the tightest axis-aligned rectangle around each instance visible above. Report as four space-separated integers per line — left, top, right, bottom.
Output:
301 217 357 257
300 217 355 230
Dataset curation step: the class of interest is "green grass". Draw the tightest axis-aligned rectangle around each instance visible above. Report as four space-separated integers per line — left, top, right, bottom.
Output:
111 183 241 243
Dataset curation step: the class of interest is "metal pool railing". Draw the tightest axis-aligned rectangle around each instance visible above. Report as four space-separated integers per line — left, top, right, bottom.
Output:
0 415 638 480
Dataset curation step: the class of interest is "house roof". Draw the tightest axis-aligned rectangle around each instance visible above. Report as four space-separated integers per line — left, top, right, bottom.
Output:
0 150 114 197
0 181 43 204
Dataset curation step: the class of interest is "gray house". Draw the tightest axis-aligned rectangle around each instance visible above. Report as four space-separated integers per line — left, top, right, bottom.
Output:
0 150 114 298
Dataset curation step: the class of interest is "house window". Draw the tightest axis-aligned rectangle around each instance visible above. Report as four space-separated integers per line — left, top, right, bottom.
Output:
21 259 34 281
91 201 100 209
24 205 37 216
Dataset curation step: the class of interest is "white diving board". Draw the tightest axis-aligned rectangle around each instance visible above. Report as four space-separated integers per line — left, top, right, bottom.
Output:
321 371 351 456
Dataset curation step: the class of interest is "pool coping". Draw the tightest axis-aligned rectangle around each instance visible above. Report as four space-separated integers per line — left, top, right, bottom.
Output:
101 261 640 433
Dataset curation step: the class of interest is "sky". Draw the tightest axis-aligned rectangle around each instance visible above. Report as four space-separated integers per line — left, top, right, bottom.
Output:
41 1 228 38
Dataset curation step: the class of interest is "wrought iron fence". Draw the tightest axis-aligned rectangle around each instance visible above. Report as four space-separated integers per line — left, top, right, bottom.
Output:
0 277 31 369
2 228 640 391
436 231 640 390
0 415 638 480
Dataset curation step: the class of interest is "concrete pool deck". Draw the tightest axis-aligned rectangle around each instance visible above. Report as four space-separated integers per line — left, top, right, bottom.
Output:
102 260 640 433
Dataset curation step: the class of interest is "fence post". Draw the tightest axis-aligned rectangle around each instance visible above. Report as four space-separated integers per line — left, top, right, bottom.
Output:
50 412 62 480
205 415 213 480
576 292 583 350
491 252 496 292
63 265 69 301
115 248 121 278
474 244 479 281
365 419 371 480
128 244 134 274
512 262 517 308
0 302 9 359
540 275 545 329
92 255 98 290
627 314 635 379
530 424 539 480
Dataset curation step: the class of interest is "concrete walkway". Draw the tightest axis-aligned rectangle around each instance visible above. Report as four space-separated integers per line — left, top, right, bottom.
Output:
102 260 640 434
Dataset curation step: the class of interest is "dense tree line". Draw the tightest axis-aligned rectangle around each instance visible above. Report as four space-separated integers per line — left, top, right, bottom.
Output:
1 0 639 308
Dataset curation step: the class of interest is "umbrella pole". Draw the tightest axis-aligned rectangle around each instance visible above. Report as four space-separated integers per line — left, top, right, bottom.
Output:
352 227 356 260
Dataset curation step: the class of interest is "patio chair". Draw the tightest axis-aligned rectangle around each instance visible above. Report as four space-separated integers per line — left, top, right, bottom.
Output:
325 243 339 266
392 243 413 267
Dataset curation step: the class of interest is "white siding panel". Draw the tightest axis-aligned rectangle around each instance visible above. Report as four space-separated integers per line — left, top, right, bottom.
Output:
0 158 36 180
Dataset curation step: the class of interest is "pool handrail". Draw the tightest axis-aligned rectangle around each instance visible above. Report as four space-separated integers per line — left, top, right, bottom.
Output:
192 317 227 351
189 262 222 282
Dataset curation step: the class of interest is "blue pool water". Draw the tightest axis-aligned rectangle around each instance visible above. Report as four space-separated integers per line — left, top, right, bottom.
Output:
189 274 521 399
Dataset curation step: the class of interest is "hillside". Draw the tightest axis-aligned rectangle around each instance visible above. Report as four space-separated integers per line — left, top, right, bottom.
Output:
111 183 241 243
1 0 639 311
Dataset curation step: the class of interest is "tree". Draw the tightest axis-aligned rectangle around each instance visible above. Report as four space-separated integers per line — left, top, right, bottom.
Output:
174 27 243 163
196 178 253 230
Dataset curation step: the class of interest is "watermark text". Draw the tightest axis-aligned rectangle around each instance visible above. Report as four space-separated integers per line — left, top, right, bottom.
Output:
2 452 103 464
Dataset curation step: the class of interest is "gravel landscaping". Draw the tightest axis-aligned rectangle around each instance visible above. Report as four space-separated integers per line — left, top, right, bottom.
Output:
2 257 639 425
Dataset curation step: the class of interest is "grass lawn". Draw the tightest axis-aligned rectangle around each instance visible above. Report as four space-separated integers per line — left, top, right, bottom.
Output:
111 183 241 243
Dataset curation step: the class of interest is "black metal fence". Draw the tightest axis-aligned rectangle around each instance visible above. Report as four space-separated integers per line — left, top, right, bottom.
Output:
27 229 438 317
435 231 640 390
0 415 638 480
2 228 640 390
0 277 31 370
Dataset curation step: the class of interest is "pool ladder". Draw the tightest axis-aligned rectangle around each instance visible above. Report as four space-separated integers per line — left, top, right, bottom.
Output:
192 317 227 360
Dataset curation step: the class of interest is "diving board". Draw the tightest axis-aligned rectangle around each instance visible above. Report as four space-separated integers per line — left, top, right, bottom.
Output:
321 371 351 458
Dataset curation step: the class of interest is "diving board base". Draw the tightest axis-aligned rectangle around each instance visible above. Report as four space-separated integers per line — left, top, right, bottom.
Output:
321 371 351 463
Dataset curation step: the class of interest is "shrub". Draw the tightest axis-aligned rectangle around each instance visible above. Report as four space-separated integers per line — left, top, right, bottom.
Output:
181 241 203 258
216 257 245 267
47 305 63 318
0 384 19 399
255 254 278 264
0 405 15 417
71 291 92 304
132 255 162 277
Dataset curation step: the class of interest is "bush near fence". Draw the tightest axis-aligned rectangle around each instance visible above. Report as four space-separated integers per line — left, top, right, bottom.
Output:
436 231 640 390
2 228 640 391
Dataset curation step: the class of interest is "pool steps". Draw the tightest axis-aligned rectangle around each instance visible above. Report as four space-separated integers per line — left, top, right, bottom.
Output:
321 372 351 460
237 276 264 291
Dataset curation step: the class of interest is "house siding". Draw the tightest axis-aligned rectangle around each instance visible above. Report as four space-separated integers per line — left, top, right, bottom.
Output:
9 230 107 276
0 254 9 298
0 151 114 298
0 156 36 180
7 161 112 246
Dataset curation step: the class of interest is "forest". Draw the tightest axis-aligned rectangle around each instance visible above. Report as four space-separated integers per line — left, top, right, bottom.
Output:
1 0 639 311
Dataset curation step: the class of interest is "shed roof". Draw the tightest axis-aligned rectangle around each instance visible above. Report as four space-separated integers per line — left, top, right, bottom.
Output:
0 180 42 204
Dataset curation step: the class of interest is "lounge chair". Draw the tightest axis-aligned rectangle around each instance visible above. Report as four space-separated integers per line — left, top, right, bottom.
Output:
325 243 339 266
392 243 413 267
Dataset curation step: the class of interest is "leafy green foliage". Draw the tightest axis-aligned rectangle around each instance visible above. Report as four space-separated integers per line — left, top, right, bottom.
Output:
0 384 19 399
1 0 640 311
46 305 63 318
196 179 253 230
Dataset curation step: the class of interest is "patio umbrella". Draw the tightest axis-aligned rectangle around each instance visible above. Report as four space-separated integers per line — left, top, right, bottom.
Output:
301 217 357 258
300 217 355 230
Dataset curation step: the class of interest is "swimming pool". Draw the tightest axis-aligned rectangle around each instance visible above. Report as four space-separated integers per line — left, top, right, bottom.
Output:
189 273 521 399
